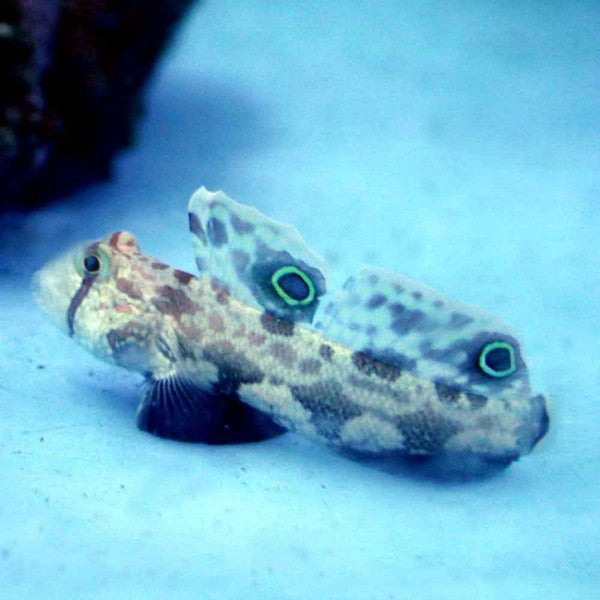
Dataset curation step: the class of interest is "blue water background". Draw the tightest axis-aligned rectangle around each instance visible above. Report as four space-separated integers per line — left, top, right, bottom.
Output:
2 1 599 598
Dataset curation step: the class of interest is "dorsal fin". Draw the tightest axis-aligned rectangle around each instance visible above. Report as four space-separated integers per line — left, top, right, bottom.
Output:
188 188 329 323
315 266 531 400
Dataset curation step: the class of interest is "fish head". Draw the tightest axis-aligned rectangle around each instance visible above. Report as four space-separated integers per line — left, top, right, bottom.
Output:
32 231 195 373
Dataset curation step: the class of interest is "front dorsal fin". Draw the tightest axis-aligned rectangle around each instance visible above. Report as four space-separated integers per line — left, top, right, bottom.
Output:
188 188 329 324
315 267 531 400
137 373 285 443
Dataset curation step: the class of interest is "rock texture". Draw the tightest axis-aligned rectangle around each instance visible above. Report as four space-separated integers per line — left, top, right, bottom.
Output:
1 0 196 208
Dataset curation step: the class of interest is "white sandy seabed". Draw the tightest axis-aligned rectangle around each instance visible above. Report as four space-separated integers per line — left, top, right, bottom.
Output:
1 2 599 599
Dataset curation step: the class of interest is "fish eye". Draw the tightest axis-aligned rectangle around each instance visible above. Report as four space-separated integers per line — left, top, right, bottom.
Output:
271 265 315 306
83 254 101 275
478 341 517 378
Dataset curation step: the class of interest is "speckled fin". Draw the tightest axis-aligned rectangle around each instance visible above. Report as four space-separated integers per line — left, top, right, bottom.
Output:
188 187 329 323
315 267 531 400
137 374 285 443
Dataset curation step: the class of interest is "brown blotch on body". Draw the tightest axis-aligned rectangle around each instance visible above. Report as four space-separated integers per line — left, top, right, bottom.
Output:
466 392 488 409
260 312 294 337
396 410 461 454
173 269 194 285
151 261 169 270
152 285 201 320
233 324 247 338
108 231 121 248
106 322 150 369
435 381 461 405
290 380 361 439
114 303 133 313
348 374 408 404
132 264 156 281
117 277 143 300
208 312 225 333
352 351 401 382
248 331 266 347
299 358 322 375
319 344 334 361
270 342 297 367
107 232 138 252
210 278 230 305
203 341 265 385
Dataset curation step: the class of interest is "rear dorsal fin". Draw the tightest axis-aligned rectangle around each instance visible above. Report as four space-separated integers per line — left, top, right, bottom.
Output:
315 267 531 400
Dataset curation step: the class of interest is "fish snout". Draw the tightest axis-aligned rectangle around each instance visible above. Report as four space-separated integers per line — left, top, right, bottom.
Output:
31 269 44 305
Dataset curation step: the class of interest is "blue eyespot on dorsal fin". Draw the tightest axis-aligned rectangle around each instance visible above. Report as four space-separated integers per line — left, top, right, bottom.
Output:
314 266 531 401
188 187 329 324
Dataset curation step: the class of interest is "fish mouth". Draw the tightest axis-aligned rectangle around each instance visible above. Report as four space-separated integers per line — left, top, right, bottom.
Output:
31 266 71 335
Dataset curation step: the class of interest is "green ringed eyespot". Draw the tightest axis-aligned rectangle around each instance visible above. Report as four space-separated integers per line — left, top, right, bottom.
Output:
478 341 517 378
271 265 315 306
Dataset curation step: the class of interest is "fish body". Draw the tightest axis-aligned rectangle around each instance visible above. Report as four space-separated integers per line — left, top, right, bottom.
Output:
32 188 549 465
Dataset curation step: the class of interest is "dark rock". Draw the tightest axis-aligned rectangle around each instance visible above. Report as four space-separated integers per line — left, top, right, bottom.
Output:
1 0 198 208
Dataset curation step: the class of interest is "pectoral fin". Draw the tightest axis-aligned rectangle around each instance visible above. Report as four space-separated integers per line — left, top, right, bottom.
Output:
137 374 285 443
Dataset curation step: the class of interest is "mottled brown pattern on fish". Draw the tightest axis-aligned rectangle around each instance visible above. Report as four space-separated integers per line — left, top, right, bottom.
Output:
319 344 333 361
299 358 322 375
152 285 201 320
248 331 266 347
466 392 488 409
260 312 294 336
132 264 156 281
152 261 170 270
347 373 409 405
290 380 361 439
210 278 230 304
178 322 203 343
108 231 122 248
396 411 461 454
202 341 264 385
352 351 401 382
435 381 461 405
106 322 153 370
208 312 225 333
114 303 134 313
233 324 247 338
109 231 139 252
116 277 143 300
270 342 297 367
32 196 547 465
173 269 194 285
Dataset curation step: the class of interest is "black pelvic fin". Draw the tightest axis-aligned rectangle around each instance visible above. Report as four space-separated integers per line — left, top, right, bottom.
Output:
137 374 285 444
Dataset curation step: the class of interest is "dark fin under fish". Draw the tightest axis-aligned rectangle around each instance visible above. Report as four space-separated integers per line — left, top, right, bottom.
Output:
137 374 285 443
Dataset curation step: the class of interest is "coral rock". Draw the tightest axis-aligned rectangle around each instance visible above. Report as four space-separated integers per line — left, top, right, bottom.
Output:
1 0 197 208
